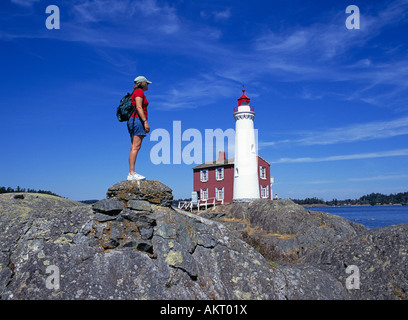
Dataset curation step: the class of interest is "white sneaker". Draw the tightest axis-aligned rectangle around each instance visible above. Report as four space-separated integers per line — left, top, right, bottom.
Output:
133 172 146 180
127 172 146 181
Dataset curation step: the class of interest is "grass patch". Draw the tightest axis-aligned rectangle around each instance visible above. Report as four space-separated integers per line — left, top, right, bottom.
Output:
241 231 299 265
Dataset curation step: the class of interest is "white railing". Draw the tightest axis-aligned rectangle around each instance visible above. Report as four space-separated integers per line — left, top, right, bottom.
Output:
177 197 224 212
178 201 192 211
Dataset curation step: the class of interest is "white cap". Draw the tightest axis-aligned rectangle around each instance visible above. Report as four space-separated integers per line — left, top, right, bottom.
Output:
134 76 152 84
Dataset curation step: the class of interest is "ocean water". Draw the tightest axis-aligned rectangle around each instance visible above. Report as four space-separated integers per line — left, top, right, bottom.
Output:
305 205 408 229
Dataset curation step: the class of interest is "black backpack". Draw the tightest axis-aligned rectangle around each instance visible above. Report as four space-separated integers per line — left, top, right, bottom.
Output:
116 92 134 122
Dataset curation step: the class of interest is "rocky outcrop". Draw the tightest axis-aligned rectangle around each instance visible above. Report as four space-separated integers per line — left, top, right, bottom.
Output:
1 183 406 300
106 180 173 207
200 199 408 300
303 223 408 300
199 199 366 259
0 181 350 300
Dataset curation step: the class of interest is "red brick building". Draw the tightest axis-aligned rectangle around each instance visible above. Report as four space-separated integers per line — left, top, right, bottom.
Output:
193 151 271 204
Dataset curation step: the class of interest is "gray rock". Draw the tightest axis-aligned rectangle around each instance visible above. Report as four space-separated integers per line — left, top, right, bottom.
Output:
2 183 406 300
92 198 123 215
107 180 173 207
138 226 154 240
0 183 352 300
128 200 151 212
120 209 156 225
94 213 117 222
303 223 408 300
200 199 366 259
110 223 124 242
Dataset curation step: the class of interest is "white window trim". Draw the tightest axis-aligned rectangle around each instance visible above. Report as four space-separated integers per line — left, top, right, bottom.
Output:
200 188 208 201
260 166 267 180
261 185 269 198
200 169 208 182
215 187 224 201
215 167 224 181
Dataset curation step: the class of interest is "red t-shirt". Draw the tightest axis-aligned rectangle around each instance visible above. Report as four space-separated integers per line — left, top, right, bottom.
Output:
130 88 148 119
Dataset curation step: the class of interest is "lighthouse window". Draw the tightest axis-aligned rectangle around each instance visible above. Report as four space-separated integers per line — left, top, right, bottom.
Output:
235 168 239 177
200 169 208 182
216 167 224 180
251 144 255 153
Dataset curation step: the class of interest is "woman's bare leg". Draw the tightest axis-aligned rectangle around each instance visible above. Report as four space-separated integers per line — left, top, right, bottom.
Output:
129 135 144 175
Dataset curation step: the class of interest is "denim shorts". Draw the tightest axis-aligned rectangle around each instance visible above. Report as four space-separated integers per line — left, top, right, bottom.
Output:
127 117 146 137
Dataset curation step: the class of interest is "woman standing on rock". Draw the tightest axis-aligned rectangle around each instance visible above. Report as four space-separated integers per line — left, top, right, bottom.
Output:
127 76 151 181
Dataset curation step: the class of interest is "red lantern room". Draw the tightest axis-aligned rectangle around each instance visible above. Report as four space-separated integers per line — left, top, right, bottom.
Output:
234 85 254 113
238 86 250 106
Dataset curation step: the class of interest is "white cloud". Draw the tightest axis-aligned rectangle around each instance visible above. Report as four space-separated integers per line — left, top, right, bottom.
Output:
213 8 231 20
248 0 408 95
272 148 408 164
11 0 40 7
255 0 408 61
348 174 408 182
5 0 408 112
200 8 231 21
153 74 236 110
289 173 408 186
71 0 179 33
261 116 408 147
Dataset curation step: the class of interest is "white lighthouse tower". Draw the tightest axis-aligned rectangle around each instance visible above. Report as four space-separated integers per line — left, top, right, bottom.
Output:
233 86 260 202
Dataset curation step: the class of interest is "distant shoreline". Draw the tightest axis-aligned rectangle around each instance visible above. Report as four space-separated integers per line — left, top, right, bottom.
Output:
304 204 406 208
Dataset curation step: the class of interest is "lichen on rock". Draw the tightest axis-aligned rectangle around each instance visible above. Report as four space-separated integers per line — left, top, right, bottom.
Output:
1 182 406 300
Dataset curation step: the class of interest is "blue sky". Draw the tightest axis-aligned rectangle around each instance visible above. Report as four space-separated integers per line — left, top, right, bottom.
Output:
1 0 408 201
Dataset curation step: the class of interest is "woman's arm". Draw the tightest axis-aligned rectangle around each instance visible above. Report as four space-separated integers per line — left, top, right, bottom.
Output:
135 96 150 133
135 97 146 121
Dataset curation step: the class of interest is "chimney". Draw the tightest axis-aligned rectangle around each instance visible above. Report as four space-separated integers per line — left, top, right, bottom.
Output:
217 151 226 163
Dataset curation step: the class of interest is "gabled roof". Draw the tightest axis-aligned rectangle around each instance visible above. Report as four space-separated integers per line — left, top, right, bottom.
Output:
257 155 271 165
193 155 271 170
192 158 235 170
